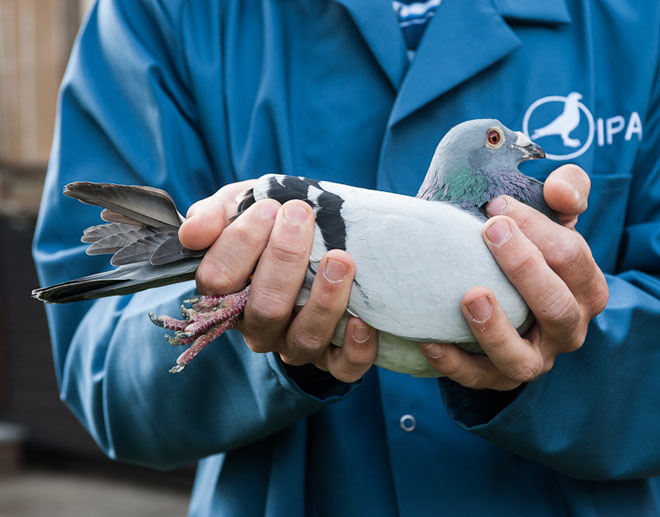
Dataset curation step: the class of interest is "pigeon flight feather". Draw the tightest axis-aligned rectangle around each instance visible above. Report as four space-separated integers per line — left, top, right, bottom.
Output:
33 119 551 377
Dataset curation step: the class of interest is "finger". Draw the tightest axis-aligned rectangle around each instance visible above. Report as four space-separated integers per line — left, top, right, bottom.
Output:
485 199 608 313
179 180 255 250
419 341 522 391
242 200 315 352
542 164 591 216
483 216 583 345
460 287 550 382
324 317 377 383
195 199 280 295
282 250 355 364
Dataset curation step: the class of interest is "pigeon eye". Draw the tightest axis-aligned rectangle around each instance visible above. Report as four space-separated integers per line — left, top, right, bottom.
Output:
486 128 504 149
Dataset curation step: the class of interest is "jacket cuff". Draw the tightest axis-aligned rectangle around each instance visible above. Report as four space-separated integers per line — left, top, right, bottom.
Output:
268 354 362 402
438 377 528 429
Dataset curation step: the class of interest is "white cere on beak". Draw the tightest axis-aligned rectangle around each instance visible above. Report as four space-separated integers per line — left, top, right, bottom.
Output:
513 131 532 148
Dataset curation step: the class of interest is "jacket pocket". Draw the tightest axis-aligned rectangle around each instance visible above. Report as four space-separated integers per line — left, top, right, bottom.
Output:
577 173 632 274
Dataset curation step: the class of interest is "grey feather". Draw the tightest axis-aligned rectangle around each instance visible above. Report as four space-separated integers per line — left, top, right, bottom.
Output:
100 209 148 226
109 231 177 266
86 226 160 255
32 258 200 303
151 236 203 265
64 182 184 229
82 223 136 243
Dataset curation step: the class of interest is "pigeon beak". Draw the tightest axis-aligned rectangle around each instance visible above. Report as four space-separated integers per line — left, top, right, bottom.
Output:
512 132 546 161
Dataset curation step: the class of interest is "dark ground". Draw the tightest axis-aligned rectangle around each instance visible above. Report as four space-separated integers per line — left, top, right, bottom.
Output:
0 467 190 517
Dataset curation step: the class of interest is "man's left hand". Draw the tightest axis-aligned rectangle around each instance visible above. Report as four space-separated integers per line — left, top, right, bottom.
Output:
420 164 609 390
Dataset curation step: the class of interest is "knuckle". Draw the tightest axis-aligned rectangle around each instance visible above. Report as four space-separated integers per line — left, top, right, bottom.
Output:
195 263 219 293
434 352 461 377
196 261 239 294
279 353 306 367
587 275 610 316
563 325 588 352
242 334 273 354
497 379 523 391
553 233 584 266
509 202 534 227
287 331 326 357
247 287 292 326
542 292 580 328
194 264 214 292
506 249 541 281
478 327 510 354
269 239 308 265
457 371 485 389
328 343 375 383
308 292 340 316
541 357 556 375
331 368 362 384
229 223 260 250
508 356 544 382
344 344 376 369
564 336 584 353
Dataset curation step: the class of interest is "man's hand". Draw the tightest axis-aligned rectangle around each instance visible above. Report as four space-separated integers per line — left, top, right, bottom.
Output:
178 181 377 383
420 164 609 390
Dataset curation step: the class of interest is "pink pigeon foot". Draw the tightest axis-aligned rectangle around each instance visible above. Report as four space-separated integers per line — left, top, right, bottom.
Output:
149 285 251 373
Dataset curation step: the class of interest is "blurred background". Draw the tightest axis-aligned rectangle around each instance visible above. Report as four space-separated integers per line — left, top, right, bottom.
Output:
0 1 192 514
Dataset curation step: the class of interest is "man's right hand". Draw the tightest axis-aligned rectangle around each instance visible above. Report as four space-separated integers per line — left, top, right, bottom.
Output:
177 181 377 383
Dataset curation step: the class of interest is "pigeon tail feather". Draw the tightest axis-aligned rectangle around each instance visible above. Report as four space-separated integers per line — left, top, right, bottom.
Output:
64 182 184 229
32 258 200 303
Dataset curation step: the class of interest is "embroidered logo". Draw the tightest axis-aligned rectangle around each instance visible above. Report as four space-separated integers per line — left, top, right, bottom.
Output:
522 92 642 160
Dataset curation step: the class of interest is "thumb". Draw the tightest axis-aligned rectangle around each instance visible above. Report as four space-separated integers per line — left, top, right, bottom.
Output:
179 180 255 250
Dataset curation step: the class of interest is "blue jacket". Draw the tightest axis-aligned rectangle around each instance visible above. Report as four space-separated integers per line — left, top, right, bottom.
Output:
33 0 660 515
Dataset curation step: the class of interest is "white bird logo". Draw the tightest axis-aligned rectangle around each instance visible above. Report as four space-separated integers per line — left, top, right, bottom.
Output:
531 92 583 148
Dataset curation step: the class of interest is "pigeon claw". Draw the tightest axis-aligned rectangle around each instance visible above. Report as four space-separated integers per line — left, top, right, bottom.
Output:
148 312 164 327
147 285 251 373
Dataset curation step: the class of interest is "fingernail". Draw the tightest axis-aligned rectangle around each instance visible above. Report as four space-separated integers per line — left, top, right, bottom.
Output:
486 197 507 217
258 201 278 220
423 343 444 359
467 296 492 323
485 220 511 246
352 325 371 343
324 258 348 282
284 204 309 225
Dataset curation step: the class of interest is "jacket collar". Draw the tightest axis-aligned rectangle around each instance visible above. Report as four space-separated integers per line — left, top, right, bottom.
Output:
332 0 571 126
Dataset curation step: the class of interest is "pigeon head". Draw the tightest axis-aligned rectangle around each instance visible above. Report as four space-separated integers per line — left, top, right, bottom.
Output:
417 119 548 217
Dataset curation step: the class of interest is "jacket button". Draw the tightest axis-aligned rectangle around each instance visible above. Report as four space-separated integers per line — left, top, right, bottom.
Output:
399 414 416 432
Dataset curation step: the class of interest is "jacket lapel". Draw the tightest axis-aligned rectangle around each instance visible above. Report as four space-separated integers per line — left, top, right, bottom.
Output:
389 0 522 126
332 0 408 90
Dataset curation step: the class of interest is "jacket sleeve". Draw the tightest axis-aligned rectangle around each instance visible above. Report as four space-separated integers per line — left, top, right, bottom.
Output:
439 60 660 481
32 0 354 470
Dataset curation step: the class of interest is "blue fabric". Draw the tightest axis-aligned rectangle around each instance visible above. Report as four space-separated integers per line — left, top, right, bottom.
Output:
33 0 660 515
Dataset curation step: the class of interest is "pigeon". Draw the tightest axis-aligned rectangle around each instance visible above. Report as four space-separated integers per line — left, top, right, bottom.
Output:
33 119 551 377
531 92 583 148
